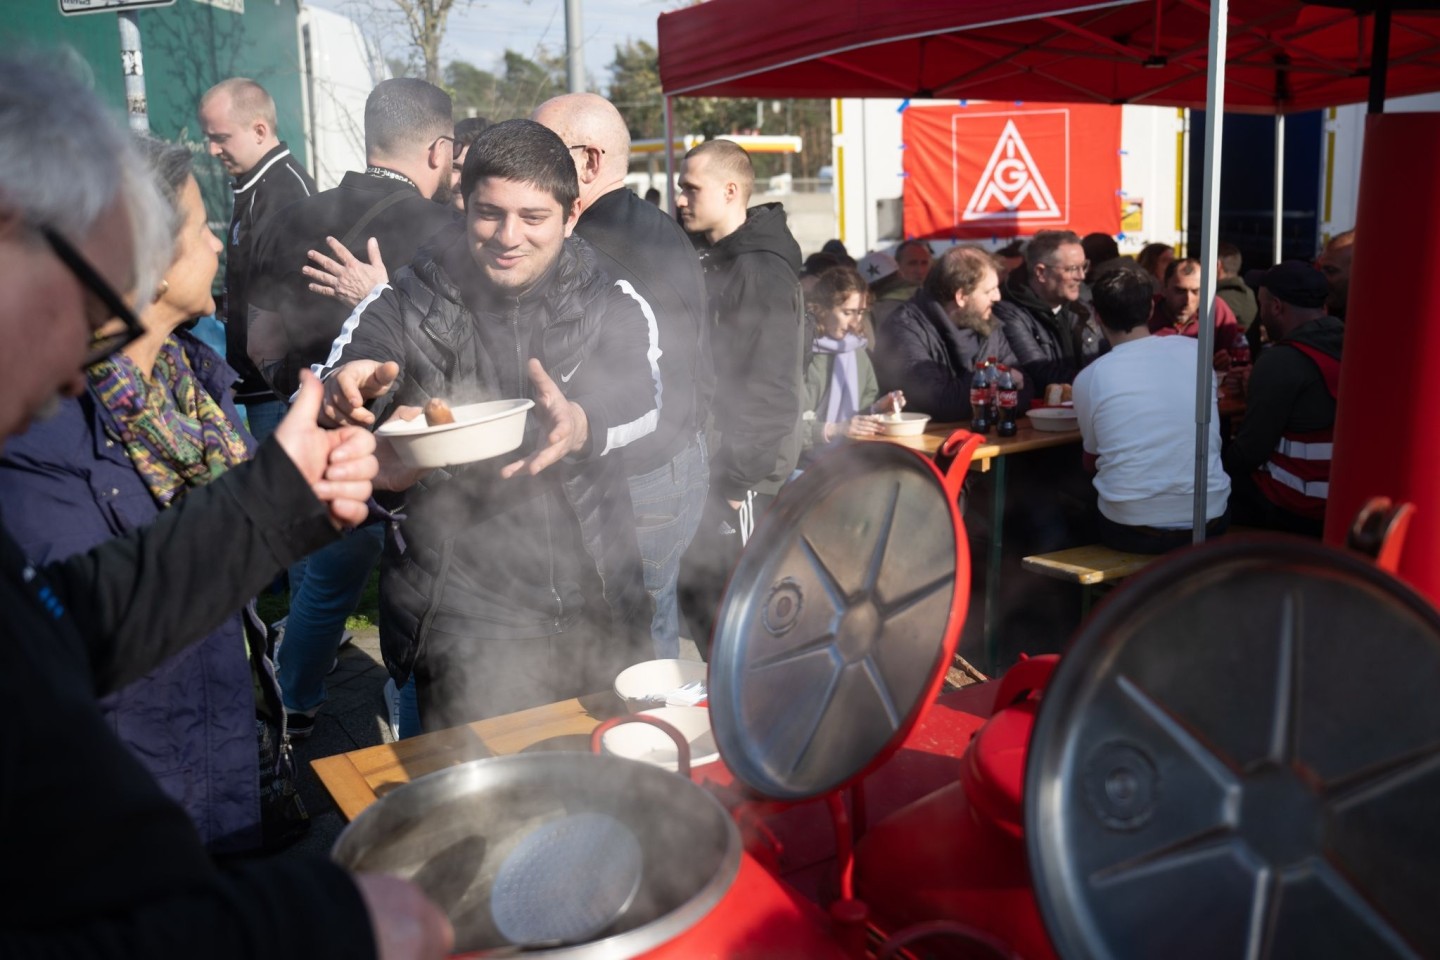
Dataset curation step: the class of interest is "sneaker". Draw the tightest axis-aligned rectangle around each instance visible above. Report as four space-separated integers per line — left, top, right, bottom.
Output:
285 711 317 741
327 656 341 675
383 678 401 742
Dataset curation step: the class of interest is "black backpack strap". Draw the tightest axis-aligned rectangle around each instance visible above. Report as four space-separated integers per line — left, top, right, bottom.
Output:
338 189 413 251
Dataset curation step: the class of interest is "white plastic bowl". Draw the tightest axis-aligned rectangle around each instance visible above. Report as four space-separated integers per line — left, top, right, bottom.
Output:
875 412 932 437
613 658 708 713
1025 407 1080 432
600 706 719 771
376 399 534 469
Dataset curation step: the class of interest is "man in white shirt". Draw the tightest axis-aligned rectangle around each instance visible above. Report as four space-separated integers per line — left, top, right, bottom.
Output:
1073 269 1230 553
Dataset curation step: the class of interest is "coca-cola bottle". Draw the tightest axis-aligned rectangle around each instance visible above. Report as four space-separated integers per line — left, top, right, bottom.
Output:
987 356 1002 429
996 364 1019 437
1230 330 1252 367
970 359 992 433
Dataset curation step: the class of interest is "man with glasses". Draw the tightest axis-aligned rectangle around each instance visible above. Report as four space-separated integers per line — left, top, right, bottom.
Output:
198 78 315 440
244 77 459 739
0 57 451 959
994 229 1102 392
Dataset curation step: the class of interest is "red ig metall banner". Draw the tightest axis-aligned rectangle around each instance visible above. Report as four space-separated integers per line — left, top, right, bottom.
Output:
902 101 1122 241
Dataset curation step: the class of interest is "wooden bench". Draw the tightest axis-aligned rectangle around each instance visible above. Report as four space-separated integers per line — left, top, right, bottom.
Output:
1022 543 1156 614
1022 544 1157 586
1023 528 1260 613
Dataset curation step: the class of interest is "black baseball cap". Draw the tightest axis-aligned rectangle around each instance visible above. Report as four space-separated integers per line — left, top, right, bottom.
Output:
1258 260 1329 308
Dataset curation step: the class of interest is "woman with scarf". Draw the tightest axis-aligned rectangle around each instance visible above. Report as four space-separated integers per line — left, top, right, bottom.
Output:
800 266 905 465
0 136 305 854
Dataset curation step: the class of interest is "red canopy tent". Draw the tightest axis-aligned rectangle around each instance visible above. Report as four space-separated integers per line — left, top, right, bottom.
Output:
658 0 1440 114
655 0 1440 588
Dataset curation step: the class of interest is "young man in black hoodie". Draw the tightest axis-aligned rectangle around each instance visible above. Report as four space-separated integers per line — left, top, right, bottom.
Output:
675 138 805 654
533 93 712 659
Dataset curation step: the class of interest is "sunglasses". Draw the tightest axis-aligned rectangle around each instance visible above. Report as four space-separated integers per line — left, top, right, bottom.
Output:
41 226 146 368
432 135 465 161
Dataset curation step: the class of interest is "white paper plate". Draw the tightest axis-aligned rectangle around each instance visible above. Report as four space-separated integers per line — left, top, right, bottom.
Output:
376 399 533 469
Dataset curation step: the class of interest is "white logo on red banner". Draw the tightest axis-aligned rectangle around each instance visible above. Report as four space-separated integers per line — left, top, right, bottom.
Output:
961 118 1063 222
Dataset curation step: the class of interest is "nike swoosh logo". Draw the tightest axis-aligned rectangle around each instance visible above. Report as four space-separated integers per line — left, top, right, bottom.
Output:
559 361 582 383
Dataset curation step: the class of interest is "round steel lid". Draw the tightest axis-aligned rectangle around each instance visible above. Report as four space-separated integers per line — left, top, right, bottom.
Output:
708 439 972 802
1026 537 1440 960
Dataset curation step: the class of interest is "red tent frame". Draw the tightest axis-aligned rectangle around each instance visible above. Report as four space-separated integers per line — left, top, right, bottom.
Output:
658 0 1440 115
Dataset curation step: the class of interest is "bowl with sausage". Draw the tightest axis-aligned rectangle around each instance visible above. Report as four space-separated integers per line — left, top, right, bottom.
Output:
376 398 535 469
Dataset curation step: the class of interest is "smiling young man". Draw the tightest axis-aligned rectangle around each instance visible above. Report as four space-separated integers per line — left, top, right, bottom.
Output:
316 119 658 730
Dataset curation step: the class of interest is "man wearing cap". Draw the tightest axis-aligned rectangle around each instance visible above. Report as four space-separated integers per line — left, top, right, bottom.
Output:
1223 261 1343 537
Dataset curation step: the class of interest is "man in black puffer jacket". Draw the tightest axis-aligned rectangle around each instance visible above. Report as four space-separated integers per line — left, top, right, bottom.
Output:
317 121 659 729
993 230 1103 392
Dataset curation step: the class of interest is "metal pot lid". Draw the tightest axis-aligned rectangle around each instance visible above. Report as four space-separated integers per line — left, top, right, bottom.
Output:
1026 537 1440 960
708 435 981 802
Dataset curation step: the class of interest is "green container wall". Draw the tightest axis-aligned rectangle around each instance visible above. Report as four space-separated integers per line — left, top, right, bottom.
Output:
2 0 310 233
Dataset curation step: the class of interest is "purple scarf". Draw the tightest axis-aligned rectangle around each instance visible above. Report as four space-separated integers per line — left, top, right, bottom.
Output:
813 333 867 425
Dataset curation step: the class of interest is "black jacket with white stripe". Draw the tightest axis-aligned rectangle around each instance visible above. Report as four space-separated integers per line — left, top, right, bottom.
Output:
223 142 315 403
317 231 657 679
573 186 711 475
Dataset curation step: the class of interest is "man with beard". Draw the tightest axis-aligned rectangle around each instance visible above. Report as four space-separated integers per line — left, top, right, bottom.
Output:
1223 261 1342 537
1073 269 1231 553
1148 257 1244 367
993 230 1101 392
245 77 460 738
316 120 658 729
873 244 1031 420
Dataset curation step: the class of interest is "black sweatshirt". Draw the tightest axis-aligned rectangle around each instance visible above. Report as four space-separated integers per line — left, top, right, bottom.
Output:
0 439 375 959
574 187 712 475
694 203 806 501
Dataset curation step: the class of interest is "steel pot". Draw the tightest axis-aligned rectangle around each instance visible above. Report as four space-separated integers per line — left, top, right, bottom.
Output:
333 752 742 958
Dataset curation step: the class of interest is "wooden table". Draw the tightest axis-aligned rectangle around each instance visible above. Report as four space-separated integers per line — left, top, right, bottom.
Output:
869 420 1083 669
312 692 625 822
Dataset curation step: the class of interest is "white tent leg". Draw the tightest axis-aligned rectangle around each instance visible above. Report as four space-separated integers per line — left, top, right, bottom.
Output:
1274 113 1286 264
664 96 676 215
1192 0 1229 541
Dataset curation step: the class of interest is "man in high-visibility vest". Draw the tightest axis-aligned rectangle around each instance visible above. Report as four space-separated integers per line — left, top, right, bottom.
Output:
1223 260 1342 537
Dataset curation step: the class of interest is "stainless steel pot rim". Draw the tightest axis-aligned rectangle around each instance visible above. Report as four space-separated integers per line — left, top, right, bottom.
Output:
334 752 745 959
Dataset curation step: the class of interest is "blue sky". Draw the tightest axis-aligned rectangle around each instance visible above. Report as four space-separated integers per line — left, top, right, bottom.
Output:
306 0 674 86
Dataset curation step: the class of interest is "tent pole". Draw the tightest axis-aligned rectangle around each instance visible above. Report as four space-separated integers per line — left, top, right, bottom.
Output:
664 95 676 215
1192 0 1229 542
1273 114 1285 264
1368 3 1392 115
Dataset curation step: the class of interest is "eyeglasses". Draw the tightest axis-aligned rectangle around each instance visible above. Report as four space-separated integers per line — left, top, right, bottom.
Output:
40 226 145 368
432 135 464 160
567 144 606 156
1043 261 1090 278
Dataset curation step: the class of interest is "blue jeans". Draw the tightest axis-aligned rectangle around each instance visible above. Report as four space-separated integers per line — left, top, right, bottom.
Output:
242 399 287 445
397 677 421 739
278 524 385 715
627 436 709 659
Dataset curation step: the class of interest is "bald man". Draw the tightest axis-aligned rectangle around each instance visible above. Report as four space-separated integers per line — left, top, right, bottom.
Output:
1317 230 1354 321
533 93 712 657
198 78 315 435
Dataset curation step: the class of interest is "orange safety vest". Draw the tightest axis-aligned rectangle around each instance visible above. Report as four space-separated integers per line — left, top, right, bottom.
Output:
1254 341 1341 520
